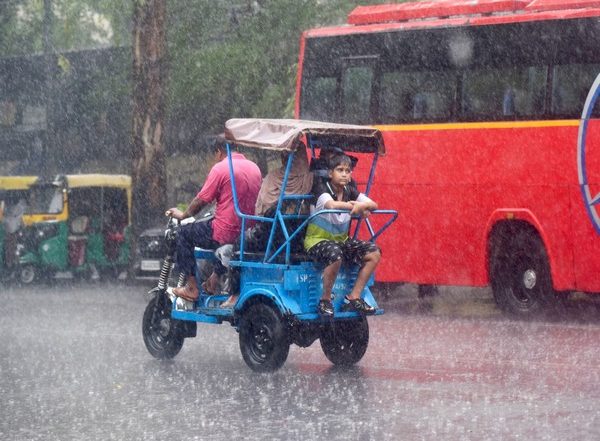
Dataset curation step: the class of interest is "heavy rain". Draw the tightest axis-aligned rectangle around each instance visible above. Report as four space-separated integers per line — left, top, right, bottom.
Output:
2 1 600 440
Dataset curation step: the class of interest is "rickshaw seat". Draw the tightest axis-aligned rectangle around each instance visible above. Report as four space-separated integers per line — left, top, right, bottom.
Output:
68 216 89 266
194 247 217 260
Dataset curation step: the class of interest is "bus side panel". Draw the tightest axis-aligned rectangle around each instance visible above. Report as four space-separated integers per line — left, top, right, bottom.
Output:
370 124 582 290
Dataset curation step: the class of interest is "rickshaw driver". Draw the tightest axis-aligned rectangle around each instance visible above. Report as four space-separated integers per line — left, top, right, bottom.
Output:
165 137 262 301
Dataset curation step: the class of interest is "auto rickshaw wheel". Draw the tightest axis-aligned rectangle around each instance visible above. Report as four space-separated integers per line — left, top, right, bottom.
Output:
320 317 369 366
19 264 37 285
142 294 184 359
239 303 289 372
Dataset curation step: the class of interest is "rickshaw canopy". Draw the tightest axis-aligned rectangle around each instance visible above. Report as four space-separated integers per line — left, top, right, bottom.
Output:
64 174 131 189
224 118 385 154
0 176 38 190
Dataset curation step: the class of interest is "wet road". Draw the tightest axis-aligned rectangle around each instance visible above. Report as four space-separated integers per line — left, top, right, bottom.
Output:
1 282 600 440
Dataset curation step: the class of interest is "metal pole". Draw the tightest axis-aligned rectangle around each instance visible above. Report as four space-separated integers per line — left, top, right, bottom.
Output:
42 0 53 176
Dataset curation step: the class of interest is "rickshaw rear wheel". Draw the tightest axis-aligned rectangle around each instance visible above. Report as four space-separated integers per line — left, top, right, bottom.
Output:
239 302 289 372
320 317 369 366
142 295 184 359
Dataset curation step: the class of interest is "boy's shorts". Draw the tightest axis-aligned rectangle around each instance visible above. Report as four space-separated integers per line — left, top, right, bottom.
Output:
307 238 380 267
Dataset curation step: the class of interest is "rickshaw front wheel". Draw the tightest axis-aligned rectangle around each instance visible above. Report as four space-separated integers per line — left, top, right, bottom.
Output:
19 264 37 285
320 317 369 366
239 302 289 372
142 295 184 359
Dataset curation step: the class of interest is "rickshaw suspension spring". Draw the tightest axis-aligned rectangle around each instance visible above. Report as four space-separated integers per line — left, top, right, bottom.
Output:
157 256 174 290
177 272 185 287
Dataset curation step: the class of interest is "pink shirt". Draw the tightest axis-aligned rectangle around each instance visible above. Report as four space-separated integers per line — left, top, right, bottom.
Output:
197 152 262 244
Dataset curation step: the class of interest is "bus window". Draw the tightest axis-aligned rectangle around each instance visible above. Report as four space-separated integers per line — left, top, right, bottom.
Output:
379 70 454 123
552 63 600 117
341 65 373 124
462 66 546 119
301 76 338 122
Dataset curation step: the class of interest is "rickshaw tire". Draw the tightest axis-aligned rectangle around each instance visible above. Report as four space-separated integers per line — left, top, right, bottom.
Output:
18 264 37 285
320 317 369 366
239 302 289 372
142 295 184 359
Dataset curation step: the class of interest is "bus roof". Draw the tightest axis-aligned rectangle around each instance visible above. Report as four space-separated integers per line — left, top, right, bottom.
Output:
305 0 600 37
224 118 384 154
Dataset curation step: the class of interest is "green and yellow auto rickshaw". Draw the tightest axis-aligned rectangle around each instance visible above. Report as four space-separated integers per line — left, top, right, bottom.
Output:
0 176 38 279
16 174 132 284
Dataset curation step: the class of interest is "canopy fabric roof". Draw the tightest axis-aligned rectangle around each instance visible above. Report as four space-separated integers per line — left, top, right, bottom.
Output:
224 118 385 154
0 176 38 190
64 174 131 189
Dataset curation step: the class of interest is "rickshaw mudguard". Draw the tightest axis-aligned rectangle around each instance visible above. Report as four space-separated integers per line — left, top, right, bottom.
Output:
235 285 293 315
19 251 40 265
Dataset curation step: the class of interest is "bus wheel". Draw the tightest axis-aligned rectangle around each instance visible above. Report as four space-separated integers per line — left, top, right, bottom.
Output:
320 317 369 366
491 230 554 317
142 295 184 359
239 303 289 372
19 264 37 285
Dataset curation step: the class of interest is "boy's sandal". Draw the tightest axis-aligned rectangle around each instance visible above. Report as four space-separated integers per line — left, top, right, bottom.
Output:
344 296 375 315
317 299 334 317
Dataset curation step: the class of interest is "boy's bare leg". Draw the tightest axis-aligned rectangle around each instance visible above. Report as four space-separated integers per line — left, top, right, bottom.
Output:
321 259 342 301
348 251 381 300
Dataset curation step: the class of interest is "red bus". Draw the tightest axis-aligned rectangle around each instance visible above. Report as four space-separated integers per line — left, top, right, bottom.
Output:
295 0 600 316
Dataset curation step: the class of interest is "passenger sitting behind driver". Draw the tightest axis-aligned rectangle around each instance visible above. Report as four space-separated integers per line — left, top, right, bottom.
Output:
304 152 380 317
213 142 313 308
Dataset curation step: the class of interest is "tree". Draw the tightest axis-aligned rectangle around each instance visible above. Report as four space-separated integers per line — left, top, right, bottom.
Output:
164 0 386 147
131 0 167 230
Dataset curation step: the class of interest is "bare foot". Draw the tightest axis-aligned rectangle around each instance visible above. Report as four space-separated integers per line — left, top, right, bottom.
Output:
220 295 238 309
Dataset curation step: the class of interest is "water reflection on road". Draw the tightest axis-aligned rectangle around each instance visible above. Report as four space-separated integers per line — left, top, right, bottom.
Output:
1 281 599 440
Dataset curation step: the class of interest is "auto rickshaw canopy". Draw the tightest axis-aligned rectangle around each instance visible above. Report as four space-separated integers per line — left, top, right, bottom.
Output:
224 118 385 154
23 174 132 225
0 176 39 190
64 174 131 189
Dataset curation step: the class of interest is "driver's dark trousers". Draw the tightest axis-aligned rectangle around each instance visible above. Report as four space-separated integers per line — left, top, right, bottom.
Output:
175 220 223 276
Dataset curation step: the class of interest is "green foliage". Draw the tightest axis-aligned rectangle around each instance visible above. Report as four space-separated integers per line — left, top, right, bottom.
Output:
0 0 44 55
166 0 388 135
0 0 132 56
0 0 396 140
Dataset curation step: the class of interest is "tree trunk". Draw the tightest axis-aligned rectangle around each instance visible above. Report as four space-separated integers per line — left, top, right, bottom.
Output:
132 0 167 231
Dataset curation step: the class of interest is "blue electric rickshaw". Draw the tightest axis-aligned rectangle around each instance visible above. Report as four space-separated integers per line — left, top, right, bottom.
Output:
142 119 397 372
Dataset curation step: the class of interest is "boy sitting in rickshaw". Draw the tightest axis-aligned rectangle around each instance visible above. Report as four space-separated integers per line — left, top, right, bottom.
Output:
304 152 380 317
